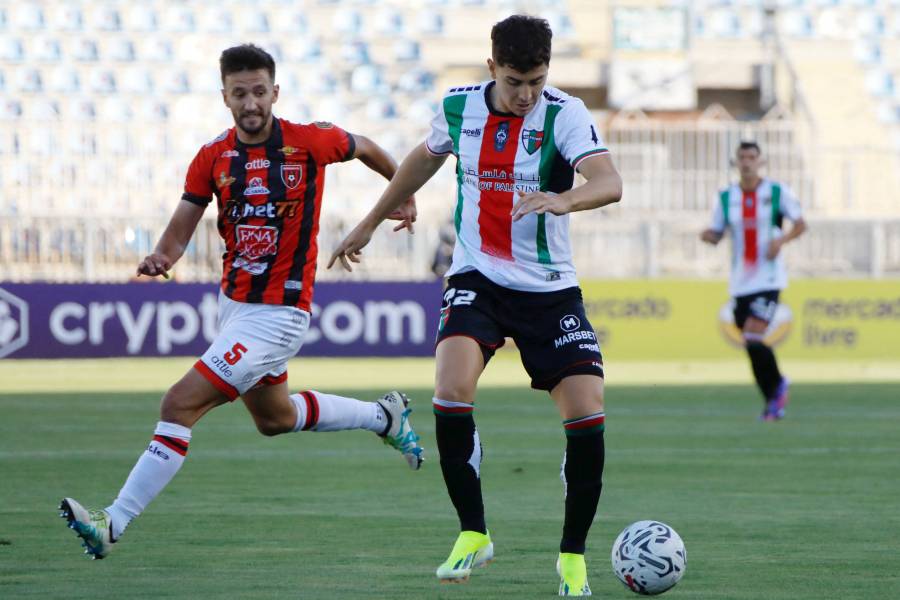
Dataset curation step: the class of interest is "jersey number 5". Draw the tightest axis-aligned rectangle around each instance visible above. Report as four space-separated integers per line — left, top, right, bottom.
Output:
224 342 248 365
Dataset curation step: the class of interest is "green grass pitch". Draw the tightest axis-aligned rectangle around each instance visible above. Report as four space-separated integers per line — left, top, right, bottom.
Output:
1 382 898 599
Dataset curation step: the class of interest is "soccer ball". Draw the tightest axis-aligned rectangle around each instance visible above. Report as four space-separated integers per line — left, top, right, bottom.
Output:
611 520 686 595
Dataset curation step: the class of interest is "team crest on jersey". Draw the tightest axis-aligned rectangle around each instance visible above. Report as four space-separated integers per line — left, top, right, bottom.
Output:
494 121 510 152
521 129 544 155
216 171 235 189
244 177 270 196
281 163 302 189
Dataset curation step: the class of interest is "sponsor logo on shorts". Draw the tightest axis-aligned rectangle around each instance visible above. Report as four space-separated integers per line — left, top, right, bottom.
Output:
209 355 234 377
579 343 600 352
554 329 596 349
560 315 581 332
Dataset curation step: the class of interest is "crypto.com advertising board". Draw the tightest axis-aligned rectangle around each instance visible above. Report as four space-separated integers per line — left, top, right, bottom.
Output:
0 282 443 359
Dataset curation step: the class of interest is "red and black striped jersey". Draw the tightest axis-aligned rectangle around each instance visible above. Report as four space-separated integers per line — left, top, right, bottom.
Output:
182 118 355 311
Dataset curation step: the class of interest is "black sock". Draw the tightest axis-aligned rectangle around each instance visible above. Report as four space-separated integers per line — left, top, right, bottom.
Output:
434 409 486 534
560 414 606 555
746 341 783 399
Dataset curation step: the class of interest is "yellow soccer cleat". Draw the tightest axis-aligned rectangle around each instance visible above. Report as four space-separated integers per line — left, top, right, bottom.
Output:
557 552 592 596
436 530 494 583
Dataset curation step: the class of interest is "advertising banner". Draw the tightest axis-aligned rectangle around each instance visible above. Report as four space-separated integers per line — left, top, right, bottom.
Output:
0 282 444 359
579 280 900 360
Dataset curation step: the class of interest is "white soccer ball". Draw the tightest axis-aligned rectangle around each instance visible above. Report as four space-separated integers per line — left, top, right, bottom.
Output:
611 520 686 595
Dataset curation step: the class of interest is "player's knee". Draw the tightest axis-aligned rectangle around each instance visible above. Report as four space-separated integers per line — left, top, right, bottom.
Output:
434 381 476 405
255 417 291 437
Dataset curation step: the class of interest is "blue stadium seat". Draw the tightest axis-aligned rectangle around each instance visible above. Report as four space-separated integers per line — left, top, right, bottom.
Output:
865 69 894 97
375 8 405 35
140 38 173 62
0 98 22 120
14 3 45 31
781 10 815 38
198 7 232 34
87 68 117 94
365 96 397 120
351 64 383 94
121 67 154 94
0 38 25 62
394 39 421 63
418 10 445 35
89 5 121 32
856 12 885 37
239 12 270 33
33 37 62 62
30 98 59 120
13 67 42 93
47 67 79 93
50 4 82 32
333 8 363 35
72 39 99 62
708 9 742 37
853 40 882 65
162 5 195 33
108 39 136 62
341 41 371 66
398 68 435 94
125 5 158 32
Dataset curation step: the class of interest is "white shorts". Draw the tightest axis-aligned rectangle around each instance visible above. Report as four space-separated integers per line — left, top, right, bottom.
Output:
195 292 309 400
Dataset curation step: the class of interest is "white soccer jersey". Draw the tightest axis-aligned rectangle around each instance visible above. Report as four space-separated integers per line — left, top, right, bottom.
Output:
710 178 803 297
425 81 609 292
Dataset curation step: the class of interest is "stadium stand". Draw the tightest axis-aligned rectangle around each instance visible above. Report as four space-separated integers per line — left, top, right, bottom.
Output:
0 0 899 282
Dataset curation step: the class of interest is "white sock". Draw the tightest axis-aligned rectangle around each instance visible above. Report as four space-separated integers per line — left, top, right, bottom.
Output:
105 421 191 540
290 390 386 433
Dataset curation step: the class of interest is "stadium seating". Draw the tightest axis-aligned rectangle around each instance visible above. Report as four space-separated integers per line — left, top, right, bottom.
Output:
1 0 899 281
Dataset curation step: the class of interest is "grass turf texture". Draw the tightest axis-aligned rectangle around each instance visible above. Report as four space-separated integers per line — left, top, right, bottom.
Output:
1 383 898 599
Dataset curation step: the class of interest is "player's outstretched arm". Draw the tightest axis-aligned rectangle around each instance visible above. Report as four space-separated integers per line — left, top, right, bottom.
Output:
328 143 447 272
511 153 622 222
136 200 206 279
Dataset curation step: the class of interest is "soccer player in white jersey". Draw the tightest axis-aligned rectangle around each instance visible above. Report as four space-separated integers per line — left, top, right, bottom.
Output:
58 44 423 562
329 16 622 596
701 141 807 420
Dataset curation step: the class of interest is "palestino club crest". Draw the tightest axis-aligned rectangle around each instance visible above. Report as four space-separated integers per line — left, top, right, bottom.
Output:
521 129 544 155
281 163 302 189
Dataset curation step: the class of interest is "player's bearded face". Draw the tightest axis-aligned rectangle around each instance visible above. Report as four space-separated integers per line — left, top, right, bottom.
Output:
222 69 279 137
736 149 762 179
488 61 549 117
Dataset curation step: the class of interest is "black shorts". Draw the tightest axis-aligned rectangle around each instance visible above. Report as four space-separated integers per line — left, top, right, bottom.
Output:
436 270 604 391
733 290 780 330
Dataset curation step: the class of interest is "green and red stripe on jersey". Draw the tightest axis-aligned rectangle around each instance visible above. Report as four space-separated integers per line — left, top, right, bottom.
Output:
563 412 605 436
741 189 758 267
476 115 524 260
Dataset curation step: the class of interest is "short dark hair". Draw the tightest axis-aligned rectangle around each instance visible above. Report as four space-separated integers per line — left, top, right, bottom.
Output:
491 15 552 73
737 141 761 155
219 44 275 83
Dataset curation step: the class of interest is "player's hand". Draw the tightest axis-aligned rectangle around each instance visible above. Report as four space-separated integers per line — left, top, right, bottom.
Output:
387 196 417 233
766 238 783 260
700 229 722 245
136 253 172 279
328 221 376 272
510 190 568 222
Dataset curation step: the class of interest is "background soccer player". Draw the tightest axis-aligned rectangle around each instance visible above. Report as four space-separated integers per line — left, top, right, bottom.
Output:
701 141 807 420
329 16 621 596
59 44 424 560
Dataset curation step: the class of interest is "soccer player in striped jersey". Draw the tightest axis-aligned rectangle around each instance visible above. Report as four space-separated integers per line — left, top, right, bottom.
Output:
701 141 807 420
59 44 424 561
330 16 622 596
